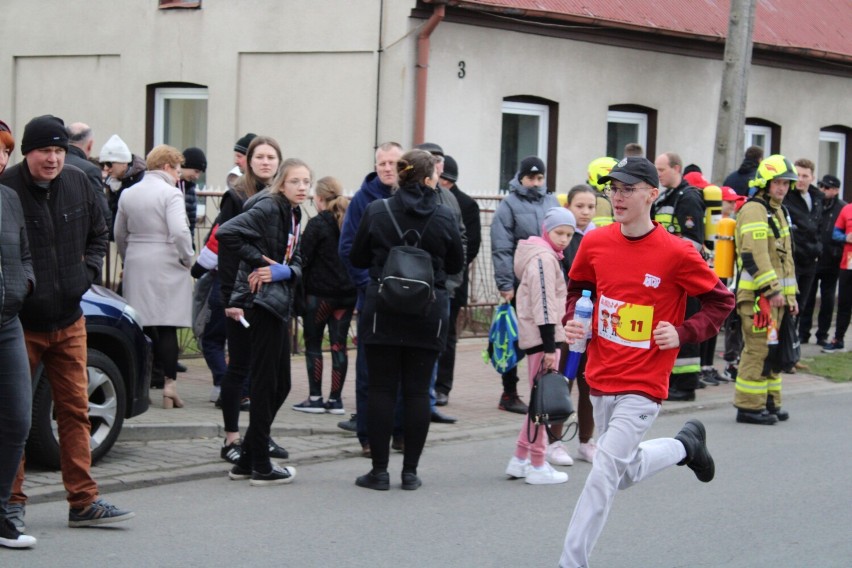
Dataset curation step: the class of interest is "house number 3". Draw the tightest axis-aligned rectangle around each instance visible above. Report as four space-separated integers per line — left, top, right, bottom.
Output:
458 61 466 79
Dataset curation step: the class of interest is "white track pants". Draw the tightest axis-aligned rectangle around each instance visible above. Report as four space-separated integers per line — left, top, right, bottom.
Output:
559 394 686 568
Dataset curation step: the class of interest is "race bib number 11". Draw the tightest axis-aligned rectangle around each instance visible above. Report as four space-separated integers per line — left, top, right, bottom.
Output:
597 294 654 349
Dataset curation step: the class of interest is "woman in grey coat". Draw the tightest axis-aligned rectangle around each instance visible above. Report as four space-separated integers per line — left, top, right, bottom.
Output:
115 145 193 409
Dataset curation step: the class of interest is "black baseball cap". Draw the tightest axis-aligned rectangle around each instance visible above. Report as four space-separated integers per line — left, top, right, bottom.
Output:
599 156 659 188
818 174 841 189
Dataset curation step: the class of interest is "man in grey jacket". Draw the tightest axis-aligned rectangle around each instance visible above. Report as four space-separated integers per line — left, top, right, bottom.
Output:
491 156 560 413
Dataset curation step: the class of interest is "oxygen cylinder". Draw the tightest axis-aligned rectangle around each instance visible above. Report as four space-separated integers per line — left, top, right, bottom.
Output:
714 217 736 278
703 185 722 243
557 193 568 207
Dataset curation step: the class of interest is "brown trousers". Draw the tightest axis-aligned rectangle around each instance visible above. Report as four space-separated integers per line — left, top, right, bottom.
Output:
11 316 98 509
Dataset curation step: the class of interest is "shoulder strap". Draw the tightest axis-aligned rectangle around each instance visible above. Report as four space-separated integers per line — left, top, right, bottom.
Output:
382 198 437 247
747 196 781 239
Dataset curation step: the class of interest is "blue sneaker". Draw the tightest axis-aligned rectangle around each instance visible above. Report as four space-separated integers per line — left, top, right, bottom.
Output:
68 498 134 528
292 398 325 414
822 340 845 353
324 399 345 415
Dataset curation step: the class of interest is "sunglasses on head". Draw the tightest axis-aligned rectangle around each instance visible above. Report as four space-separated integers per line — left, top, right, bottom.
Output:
0 120 10 134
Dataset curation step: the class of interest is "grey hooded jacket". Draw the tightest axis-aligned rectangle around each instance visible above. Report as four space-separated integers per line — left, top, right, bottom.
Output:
490 177 559 292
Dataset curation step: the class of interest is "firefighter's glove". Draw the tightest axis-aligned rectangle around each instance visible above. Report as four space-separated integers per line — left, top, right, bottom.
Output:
753 296 772 329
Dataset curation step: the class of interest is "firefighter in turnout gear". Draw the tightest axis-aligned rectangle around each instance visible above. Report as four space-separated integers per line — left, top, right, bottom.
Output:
652 152 707 401
587 157 617 227
734 155 798 425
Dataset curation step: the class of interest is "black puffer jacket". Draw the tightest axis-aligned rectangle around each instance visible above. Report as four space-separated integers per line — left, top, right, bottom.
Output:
0 162 108 331
65 145 111 231
784 184 824 269
351 183 464 351
301 210 356 301
217 192 302 321
0 185 35 325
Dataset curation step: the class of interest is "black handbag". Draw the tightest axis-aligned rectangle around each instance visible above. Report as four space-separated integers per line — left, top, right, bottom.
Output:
527 365 577 444
763 310 800 374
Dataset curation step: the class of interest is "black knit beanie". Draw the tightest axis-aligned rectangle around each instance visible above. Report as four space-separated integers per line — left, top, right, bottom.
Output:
182 147 207 172
21 115 69 155
234 133 257 155
518 156 546 181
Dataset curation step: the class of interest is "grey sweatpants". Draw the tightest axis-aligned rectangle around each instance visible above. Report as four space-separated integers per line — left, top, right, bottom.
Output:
559 394 686 568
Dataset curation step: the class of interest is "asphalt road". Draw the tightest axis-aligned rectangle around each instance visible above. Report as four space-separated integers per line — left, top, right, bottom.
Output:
13 389 852 567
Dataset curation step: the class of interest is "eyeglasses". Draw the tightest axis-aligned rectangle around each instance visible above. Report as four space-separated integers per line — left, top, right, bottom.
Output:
0 120 10 134
101 161 113 168
607 183 650 197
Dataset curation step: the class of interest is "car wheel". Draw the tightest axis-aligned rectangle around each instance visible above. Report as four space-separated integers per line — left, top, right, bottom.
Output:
27 349 127 468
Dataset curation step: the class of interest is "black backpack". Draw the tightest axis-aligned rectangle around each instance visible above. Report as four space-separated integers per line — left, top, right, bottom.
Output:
377 199 437 317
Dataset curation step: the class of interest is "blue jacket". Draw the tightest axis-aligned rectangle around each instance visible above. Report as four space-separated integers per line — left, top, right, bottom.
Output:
338 172 393 291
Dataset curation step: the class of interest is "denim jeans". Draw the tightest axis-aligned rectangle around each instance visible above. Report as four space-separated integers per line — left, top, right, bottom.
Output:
201 277 227 387
12 316 99 509
0 316 31 516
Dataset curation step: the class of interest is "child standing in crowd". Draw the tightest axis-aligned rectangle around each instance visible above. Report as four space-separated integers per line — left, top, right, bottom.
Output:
505 207 575 485
292 176 356 414
217 158 311 486
564 184 598 236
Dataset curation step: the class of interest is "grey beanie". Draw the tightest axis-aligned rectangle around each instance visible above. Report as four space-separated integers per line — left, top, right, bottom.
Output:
543 207 577 232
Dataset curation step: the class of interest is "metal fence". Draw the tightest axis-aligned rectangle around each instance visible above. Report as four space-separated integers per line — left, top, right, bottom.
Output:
105 190 506 354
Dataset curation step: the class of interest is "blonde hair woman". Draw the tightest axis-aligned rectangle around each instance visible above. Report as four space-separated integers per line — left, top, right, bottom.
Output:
114 144 193 408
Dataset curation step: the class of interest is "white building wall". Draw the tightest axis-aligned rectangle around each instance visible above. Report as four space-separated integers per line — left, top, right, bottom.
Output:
1 1 848 194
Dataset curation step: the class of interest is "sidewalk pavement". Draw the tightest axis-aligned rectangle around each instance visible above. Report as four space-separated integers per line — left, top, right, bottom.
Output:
24 338 849 504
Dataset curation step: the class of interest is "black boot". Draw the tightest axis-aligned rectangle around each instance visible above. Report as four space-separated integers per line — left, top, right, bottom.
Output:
667 388 696 402
767 395 789 422
736 408 778 425
674 419 715 482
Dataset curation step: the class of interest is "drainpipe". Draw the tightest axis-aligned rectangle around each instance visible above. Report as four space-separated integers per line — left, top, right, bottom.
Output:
414 2 445 145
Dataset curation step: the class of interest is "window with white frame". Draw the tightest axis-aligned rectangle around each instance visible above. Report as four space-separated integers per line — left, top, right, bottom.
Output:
744 124 772 155
819 130 846 186
607 111 647 159
153 87 208 155
500 101 549 191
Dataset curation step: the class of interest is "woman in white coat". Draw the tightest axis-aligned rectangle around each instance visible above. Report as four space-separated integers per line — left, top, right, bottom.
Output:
115 145 194 408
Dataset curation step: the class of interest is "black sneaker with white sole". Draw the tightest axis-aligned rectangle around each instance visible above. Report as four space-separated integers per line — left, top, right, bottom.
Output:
221 440 242 464
250 465 296 486
268 439 289 459
228 463 252 480
0 518 36 549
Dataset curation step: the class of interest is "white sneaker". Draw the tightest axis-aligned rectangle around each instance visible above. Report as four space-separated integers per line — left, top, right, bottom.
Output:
577 439 597 463
209 386 221 403
525 462 569 485
546 441 574 466
505 456 530 479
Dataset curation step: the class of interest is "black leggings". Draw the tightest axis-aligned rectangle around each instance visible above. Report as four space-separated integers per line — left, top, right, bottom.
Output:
365 344 438 473
144 326 179 380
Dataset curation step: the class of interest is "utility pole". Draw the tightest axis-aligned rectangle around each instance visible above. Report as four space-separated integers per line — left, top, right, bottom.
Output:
711 0 757 184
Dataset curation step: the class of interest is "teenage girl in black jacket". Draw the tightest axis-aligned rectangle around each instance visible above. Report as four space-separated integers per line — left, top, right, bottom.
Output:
217 158 309 486
291 177 356 415
350 149 464 491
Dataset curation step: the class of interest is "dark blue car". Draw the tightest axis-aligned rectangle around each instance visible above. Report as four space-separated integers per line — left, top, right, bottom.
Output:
26 285 152 467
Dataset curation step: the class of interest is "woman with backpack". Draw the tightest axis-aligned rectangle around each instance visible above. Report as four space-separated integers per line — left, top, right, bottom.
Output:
216 157 310 486
291 176 356 415
349 149 464 491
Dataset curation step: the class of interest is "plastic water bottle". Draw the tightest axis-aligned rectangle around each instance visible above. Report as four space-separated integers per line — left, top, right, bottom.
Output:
565 290 594 379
